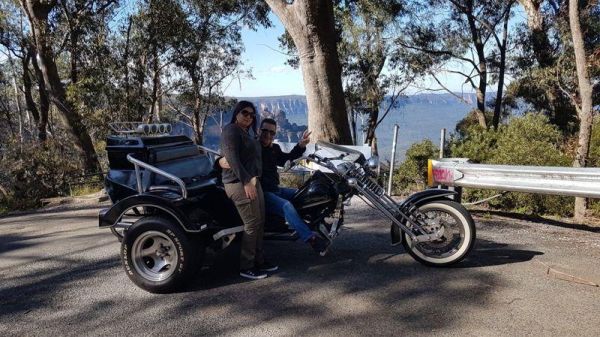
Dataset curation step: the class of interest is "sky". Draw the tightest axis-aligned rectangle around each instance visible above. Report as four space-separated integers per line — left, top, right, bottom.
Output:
223 14 475 98
223 15 305 97
225 8 527 99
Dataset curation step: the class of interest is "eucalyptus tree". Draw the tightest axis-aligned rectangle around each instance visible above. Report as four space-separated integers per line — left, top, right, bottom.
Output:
171 0 270 145
509 0 578 133
266 0 352 144
568 0 597 221
0 0 50 141
517 0 555 67
19 0 106 173
336 0 413 154
398 0 514 129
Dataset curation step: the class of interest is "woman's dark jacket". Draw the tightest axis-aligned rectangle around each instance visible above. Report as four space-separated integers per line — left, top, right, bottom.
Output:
220 124 262 185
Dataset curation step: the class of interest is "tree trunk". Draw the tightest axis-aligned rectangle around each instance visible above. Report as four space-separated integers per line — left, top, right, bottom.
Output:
569 0 594 222
349 107 357 145
493 11 510 130
31 50 49 141
365 98 380 156
21 51 40 125
148 41 161 123
21 0 100 173
193 95 206 145
517 0 554 67
266 0 351 144
135 53 147 120
69 30 79 84
465 6 488 129
8 54 25 142
124 15 133 120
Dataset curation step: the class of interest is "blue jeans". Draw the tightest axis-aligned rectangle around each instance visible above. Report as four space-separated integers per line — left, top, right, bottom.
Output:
264 187 314 242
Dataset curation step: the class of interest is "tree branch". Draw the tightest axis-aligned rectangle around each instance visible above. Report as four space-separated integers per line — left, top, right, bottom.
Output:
374 82 409 128
429 71 472 106
442 68 478 88
556 68 581 116
396 39 480 70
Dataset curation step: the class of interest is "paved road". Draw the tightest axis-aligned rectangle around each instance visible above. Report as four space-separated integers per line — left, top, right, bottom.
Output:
1 201 599 337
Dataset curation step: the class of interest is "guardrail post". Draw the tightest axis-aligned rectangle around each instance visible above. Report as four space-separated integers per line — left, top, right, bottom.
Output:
439 128 446 159
387 124 400 196
455 186 462 203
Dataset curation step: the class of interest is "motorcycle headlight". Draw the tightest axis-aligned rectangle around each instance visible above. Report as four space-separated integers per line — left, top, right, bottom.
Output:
367 155 379 170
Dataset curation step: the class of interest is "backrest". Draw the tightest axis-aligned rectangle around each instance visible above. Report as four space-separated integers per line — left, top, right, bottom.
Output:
105 135 194 170
146 144 213 186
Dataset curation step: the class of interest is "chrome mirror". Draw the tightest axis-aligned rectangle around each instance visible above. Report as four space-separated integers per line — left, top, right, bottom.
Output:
367 155 379 169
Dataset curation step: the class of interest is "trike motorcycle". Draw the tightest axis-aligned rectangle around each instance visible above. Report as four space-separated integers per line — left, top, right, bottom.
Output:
99 123 476 293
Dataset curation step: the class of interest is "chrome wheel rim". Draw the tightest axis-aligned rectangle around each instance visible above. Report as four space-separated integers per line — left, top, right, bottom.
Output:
131 231 178 282
415 209 465 259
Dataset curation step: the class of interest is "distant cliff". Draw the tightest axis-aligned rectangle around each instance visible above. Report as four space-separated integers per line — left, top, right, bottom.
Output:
203 92 492 159
238 93 485 119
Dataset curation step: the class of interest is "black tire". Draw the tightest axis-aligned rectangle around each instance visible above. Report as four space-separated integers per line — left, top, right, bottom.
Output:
121 216 203 293
402 200 476 267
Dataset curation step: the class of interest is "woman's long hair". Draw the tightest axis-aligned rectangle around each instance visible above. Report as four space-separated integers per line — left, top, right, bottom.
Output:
230 100 258 135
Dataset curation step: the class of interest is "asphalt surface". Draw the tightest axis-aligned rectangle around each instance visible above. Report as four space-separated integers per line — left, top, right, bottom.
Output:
1 200 599 337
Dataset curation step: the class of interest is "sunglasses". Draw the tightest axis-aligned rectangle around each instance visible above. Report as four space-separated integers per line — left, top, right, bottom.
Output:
261 129 276 136
240 109 256 118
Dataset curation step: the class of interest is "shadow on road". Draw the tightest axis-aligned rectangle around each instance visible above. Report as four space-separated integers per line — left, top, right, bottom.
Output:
0 213 541 336
459 239 544 268
0 233 46 254
0 256 119 319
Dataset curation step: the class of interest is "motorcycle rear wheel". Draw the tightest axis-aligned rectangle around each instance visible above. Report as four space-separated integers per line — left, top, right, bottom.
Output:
121 216 202 293
402 200 475 267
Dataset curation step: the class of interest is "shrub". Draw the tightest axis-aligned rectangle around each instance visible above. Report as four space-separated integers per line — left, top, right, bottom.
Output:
587 117 600 167
391 139 438 194
450 113 573 216
0 138 84 210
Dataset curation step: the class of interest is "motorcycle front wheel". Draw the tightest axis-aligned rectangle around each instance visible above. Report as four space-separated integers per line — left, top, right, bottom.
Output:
402 200 475 267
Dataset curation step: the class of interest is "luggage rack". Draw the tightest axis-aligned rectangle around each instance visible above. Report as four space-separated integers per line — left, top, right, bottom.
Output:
109 122 172 136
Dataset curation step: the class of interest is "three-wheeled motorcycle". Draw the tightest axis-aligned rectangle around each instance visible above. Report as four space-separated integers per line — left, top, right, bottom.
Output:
99 123 476 293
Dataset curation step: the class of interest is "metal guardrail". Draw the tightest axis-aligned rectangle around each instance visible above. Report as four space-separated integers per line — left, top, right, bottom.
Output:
428 158 600 199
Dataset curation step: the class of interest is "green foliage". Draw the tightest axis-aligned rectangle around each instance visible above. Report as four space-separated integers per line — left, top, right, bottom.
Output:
0 138 84 210
587 117 600 167
451 127 498 164
391 139 437 194
70 184 103 197
450 113 573 216
508 1 599 135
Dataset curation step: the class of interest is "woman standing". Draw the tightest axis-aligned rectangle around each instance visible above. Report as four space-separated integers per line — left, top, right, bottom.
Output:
220 101 277 280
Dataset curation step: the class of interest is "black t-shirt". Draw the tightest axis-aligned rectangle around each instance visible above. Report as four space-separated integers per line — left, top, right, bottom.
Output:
261 143 305 192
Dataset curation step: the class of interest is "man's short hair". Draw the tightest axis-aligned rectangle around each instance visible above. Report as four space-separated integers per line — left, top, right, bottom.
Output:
260 118 277 128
